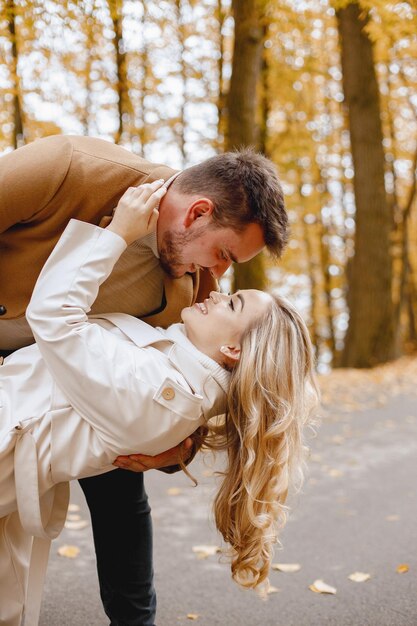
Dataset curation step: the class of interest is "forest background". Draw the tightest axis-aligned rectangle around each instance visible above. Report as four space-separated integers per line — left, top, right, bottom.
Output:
1 0 416 373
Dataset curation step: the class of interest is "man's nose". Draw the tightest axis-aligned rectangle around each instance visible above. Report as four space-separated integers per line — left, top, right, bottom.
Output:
210 259 232 279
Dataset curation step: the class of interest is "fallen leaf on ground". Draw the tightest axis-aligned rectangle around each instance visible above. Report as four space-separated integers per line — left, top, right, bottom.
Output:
309 579 337 594
192 545 221 559
396 564 409 574
318 356 417 413
57 545 80 558
271 563 301 573
64 520 89 530
309 453 322 463
67 503 80 512
385 515 400 522
348 572 371 582
66 513 81 521
186 614 199 620
328 468 344 478
167 487 182 496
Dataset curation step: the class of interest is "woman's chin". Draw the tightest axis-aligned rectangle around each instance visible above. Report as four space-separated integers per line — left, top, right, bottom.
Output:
180 306 191 323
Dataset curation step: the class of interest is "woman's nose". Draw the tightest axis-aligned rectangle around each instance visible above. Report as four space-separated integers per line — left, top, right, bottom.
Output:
209 291 228 303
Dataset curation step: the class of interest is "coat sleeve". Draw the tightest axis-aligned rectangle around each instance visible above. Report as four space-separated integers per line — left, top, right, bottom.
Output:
26 220 203 455
0 136 73 233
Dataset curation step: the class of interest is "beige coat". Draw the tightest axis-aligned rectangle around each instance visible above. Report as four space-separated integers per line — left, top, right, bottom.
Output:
0 220 229 625
0 135 216 327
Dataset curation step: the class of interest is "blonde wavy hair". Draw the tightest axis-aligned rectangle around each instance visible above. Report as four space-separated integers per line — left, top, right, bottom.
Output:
189 294 319 591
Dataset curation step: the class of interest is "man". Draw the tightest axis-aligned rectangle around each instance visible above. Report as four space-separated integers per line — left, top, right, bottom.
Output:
0 135 287 625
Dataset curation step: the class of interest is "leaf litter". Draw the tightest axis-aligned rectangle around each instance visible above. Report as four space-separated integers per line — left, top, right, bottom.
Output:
309 579 337 595
57 545 80 558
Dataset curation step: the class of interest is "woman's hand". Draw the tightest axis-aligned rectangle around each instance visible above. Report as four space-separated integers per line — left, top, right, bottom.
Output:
106 179 166 246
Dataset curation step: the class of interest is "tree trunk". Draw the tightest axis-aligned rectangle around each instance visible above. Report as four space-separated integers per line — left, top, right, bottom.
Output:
337 2 396 367
6 0 24 148
317 214 336 359
226 0 266 291
302 215 320 355
81 2 95 136
109 0 129 144
136 0 150 157
215 0 227 149
174 0 187 167
259 23 270 157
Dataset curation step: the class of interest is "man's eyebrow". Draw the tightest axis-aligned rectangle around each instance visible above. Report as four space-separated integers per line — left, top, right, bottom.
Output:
237 293 245 310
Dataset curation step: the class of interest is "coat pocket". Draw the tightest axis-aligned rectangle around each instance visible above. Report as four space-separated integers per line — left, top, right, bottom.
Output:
153 378 203 420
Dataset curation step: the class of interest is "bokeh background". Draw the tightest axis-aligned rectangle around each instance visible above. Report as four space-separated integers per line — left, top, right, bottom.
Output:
1 0 416 372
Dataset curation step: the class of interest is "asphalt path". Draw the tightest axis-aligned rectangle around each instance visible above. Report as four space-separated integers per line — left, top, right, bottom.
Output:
40 391 417 626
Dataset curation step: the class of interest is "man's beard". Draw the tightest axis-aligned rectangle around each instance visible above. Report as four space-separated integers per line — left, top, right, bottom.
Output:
159 224 207 278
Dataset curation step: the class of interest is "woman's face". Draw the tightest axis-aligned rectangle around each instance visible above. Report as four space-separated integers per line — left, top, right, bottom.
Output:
181 290 273 365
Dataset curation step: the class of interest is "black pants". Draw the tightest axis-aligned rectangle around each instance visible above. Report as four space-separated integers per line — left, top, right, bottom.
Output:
79 470 156 626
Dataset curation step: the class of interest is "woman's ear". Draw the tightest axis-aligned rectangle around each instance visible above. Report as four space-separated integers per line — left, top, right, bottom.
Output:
220 344 241 367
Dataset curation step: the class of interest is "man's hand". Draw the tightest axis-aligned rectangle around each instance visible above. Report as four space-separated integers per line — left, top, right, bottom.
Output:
113 437 194 473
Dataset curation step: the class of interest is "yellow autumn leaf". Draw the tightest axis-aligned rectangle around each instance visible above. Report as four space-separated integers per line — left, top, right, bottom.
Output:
396 564 409 574
271 563 301 573
348 572 371 582
192 545 221 559
187 614 199 620
57 545 80 558
64 519 89 530
328 468 344 478
166 487 182 496
309 579 337 594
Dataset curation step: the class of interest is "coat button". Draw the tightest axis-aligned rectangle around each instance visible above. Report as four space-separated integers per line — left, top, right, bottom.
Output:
0 305 6 316
162 387 175 401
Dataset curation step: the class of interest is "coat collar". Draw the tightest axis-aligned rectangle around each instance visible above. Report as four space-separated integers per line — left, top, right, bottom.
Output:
91 314 230 419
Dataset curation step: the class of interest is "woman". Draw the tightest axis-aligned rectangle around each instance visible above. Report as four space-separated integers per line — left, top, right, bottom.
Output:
0 182 318 624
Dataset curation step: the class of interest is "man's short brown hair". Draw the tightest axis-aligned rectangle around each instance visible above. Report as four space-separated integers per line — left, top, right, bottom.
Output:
174 149 288 258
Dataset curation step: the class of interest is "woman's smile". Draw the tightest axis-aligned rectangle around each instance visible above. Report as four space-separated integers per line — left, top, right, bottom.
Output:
194 302 208 314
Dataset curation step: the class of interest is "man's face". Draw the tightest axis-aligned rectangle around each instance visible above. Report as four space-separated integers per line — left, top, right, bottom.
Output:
158 218 265 279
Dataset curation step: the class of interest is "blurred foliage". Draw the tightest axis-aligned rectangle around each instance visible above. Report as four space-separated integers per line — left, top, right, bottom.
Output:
0 0 416 368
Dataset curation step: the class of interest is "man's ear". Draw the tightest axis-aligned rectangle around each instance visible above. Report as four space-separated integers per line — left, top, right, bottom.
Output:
219 344 241 367
184 198 214 227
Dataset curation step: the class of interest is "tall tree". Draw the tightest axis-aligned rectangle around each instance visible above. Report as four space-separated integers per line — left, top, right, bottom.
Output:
5 0 24 148
215 0 228 148
173 0 188 167
108 0 131 144
337 2 396 367
226 0 266 291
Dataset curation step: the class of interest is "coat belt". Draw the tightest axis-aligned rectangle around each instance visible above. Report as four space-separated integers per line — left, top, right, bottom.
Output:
13 419 70 626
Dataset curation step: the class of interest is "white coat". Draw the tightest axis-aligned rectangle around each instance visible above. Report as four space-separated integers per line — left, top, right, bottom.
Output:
0 220 229 625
